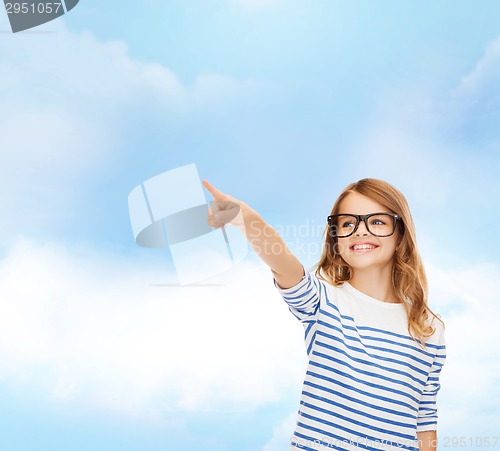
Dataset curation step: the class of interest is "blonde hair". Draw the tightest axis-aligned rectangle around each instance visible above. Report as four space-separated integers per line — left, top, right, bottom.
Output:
315 178 443 347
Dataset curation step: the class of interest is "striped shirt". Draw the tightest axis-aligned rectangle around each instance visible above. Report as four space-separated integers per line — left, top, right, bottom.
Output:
275 269 446 451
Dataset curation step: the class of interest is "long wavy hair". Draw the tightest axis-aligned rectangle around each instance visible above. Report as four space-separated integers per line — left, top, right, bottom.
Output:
315 178 443 347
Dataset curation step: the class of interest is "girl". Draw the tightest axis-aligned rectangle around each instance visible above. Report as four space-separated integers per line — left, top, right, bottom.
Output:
202 178 446 451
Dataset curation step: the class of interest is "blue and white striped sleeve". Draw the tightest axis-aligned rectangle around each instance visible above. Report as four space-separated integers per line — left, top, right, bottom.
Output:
273 267 321 323
417 321 447 432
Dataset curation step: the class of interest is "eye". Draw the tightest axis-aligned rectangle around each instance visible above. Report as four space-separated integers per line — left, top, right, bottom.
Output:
341 220 355 228
371 218 386 226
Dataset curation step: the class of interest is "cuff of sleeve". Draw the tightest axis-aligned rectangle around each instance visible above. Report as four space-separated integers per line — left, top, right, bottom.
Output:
416 423 437 433
273 266 308 293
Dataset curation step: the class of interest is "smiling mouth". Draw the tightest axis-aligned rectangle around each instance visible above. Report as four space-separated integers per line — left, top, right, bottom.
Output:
350 244 379 252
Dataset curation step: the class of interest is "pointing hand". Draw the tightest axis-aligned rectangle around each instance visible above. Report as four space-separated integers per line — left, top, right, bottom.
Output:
202 180 244 229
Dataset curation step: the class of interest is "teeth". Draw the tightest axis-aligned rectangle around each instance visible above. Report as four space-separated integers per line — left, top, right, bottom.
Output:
353 244 376 250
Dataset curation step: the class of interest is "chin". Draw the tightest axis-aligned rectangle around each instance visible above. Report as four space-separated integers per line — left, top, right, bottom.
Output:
342 255 394 271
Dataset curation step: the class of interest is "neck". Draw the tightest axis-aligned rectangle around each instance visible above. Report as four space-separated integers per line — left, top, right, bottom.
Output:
349 266 400 304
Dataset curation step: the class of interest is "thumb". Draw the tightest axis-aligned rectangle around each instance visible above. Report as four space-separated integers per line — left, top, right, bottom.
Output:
202 180 227 200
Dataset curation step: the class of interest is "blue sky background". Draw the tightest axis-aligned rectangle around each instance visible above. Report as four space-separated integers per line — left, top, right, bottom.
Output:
1 1 499 450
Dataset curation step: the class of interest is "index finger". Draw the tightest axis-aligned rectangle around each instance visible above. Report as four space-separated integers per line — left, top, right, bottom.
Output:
202 180 226 200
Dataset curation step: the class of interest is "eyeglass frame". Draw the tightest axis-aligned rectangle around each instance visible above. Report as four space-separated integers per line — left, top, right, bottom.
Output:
327 212 402 238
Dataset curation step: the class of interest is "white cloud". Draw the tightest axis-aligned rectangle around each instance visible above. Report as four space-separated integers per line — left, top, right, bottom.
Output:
427 262 500 437
348 34 500 217
0 16 265 242
262 410 296 451
0 240 307 420
0 15 260 111
454 35 500 111
1 238 498 439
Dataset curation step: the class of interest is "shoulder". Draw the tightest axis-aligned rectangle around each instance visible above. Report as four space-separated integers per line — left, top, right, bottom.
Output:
425 314 446 348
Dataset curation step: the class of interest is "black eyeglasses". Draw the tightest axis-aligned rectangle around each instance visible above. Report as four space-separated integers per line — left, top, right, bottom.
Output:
327 213 401 238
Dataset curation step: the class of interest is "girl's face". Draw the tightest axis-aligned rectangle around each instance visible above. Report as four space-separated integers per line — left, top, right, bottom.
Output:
336 192 400 273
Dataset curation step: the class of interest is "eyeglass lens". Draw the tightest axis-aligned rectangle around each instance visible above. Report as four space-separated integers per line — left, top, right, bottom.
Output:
332 214 396 237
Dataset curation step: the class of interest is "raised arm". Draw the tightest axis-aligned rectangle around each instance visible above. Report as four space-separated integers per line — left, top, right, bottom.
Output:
202 180 304 289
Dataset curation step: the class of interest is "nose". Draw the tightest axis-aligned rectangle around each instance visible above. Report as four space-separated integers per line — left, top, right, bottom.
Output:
355 219 369 236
